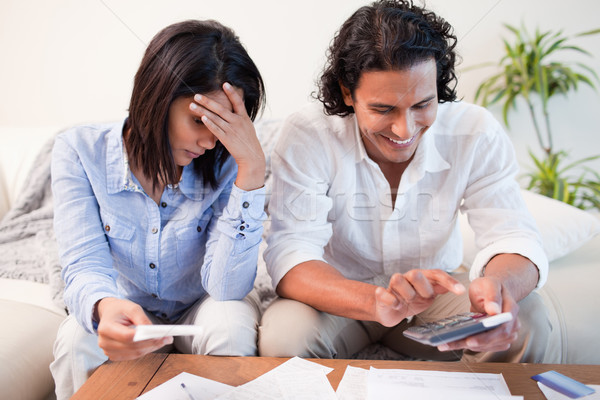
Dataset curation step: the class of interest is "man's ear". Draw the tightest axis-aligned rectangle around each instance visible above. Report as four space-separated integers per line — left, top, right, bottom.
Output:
340 83 354 107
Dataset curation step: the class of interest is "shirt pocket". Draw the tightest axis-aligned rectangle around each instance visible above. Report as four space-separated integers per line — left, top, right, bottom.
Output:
175 219 210 270
100 210 136 269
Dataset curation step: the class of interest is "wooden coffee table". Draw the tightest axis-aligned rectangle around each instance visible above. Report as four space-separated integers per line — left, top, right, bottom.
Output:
73 353 600 399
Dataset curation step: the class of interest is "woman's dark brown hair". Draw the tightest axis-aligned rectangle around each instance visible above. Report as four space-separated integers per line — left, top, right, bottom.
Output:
125 19 265 189
317 0 457 116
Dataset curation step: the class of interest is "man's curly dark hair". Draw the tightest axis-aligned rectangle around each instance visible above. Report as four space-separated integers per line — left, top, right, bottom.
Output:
317 0 458 116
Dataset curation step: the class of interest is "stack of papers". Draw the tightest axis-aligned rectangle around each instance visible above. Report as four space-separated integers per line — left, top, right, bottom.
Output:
338 366 522 400
137 358 525 400
137 357 335 400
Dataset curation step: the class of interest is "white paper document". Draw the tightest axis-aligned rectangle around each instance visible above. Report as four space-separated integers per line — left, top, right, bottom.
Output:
538 382 600 400
137 357 336 400
215 356 335 400
133 325 204 341
136 372 232 400
336 366 369 400
366 368 523 400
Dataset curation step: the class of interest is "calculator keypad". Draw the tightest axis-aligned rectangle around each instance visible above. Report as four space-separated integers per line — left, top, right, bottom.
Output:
407 312 485 335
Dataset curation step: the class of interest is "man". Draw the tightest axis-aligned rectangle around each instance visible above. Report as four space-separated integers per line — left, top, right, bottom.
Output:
259 0 552 362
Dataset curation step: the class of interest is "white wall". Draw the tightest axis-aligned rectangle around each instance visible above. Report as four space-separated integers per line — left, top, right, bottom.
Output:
1 0 599 172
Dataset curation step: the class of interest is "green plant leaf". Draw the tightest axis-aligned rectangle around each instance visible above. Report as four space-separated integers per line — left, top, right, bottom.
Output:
575 62 600 84
542 37 568 59
501 91 518 126
558 45 592 57
559 154 600 174
575 28 600 37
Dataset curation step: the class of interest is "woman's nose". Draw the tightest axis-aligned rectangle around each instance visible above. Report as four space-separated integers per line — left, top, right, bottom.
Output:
199 134 217 150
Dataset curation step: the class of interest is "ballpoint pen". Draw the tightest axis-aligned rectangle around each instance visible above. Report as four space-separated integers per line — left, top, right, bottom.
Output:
180 382 196 400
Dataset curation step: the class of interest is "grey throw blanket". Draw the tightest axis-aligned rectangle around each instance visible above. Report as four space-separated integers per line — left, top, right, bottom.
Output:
0 133 65 309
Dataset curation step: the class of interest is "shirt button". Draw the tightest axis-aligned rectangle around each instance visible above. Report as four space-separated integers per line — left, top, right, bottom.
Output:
151 227 158 234
149 263 156 269
161 202 167 208
104 225 110 232
197 226 202 232
242 201 249 209
239 225 245 231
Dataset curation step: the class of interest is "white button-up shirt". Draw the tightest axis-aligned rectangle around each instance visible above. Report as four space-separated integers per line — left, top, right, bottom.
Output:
265 101 547 290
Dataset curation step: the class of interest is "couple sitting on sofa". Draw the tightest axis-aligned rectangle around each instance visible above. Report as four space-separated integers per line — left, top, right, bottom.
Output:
50 1 553 399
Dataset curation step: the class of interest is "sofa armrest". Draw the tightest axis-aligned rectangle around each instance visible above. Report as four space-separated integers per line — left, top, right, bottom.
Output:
537 234 600 364
0 299 65 400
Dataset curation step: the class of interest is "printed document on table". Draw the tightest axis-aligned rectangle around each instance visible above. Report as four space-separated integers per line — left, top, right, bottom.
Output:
136 372 232 400
336 366 369 400
215 356 335 400
274 368 337 400
367 368 523 400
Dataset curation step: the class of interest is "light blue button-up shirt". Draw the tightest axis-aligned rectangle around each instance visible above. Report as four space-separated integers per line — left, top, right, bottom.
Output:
51 120 266 333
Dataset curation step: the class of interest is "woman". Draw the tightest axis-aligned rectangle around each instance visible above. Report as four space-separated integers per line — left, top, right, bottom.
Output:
50 19 266 399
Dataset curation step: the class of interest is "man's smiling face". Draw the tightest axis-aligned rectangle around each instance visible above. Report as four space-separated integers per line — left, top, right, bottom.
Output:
341 58 439 169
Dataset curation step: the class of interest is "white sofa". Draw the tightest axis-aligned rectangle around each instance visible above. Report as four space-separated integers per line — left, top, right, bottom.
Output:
0 126 67 400
1 122 599 400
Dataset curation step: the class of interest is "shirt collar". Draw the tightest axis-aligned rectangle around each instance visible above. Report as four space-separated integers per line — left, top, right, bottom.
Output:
105 120 203 200
105 120 131 194
178 163 205 201
351 115 371 164
412 123 451 175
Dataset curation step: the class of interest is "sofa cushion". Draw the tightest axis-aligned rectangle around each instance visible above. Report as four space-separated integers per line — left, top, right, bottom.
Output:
0 278 67 316
0 279 66 399
460 190 600 266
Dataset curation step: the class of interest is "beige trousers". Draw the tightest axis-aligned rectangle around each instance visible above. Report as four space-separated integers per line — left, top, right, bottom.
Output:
259 273 554 363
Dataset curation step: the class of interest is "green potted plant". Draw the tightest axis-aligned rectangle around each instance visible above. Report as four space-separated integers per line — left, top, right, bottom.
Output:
472 23 600 210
